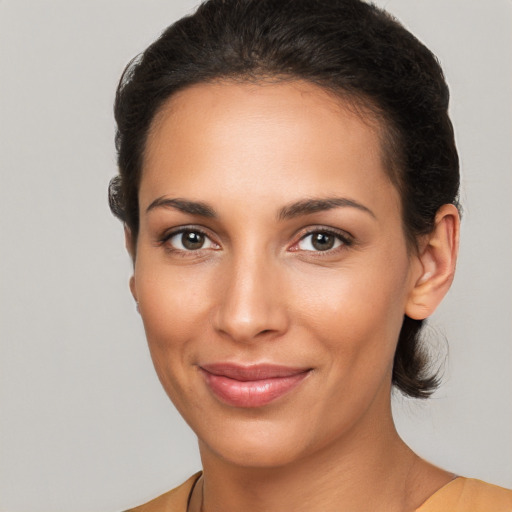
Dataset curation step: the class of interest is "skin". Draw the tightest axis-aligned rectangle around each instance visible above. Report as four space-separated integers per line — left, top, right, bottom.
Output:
128 81 459 512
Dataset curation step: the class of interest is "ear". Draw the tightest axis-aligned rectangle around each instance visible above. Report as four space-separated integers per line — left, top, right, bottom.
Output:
129 275 138 305
405 204 460 320
124 226 138 303
124 225 136 261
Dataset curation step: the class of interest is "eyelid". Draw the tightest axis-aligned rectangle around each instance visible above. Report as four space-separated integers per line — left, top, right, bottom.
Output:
288 225 354 252
158 225 220 251
156 224 353 255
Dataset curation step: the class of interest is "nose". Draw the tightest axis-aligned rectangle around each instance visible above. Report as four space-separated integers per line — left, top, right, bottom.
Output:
212 253 289 343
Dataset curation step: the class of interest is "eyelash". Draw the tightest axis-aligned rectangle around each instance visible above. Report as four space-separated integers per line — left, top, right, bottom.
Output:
158 226 354 256
158 226 219 256
291 227 354 255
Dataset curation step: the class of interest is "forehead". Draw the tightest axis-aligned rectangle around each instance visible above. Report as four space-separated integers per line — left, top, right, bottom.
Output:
140 80 398 214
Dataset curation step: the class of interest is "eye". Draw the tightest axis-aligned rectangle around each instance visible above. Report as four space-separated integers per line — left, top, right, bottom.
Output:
295 230 349 252
165 229 218 251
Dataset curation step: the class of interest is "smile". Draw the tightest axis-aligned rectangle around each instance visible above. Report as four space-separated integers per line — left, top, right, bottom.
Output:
199 363 312 408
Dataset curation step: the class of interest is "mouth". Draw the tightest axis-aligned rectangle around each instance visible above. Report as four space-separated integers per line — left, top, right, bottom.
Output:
199 363 312 408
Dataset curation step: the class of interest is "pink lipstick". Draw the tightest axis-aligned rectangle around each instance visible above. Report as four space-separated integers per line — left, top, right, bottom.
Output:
200 363 311 408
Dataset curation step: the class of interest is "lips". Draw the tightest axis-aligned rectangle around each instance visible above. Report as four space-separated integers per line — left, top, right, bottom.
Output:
200 363 311 408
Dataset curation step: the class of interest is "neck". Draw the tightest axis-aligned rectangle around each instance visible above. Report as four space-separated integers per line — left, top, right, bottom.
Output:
191 394 448 512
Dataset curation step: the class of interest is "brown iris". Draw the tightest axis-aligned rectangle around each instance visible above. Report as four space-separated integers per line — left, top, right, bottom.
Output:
311 232 336 251
181 231 205 250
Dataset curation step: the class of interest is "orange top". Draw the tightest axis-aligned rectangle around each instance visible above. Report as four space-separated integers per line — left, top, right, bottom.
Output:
416 477 512 512
125 473 512 512
125 473 201 512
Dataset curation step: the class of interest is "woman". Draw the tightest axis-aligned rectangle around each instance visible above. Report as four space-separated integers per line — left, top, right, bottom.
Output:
109 0 512 510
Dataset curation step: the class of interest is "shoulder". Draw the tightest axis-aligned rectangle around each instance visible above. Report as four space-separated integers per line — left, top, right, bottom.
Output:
124 472 202 512
418 477 512 512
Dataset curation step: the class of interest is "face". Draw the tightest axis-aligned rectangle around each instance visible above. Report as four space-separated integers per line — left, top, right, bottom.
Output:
131 81 422 468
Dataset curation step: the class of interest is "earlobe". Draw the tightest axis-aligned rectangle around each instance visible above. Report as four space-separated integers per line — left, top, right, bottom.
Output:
129 275 138 302
405 204 460 320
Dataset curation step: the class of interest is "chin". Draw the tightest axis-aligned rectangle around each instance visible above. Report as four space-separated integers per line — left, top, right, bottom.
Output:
195 413 323 469
204 437 305 469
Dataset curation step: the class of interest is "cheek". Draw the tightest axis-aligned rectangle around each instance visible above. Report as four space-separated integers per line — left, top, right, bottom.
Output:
133 256 216 390
136 255 211 335
298 258 408 328
291 266 409 430
292 252 410 371
134 273 212 423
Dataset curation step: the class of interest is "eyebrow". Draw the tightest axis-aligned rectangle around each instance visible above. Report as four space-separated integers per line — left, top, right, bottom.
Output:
145 195 375 220
146 197 216 217
278 197 376 220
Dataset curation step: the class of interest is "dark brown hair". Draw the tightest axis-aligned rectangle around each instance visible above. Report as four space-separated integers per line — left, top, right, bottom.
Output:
109 0 460 398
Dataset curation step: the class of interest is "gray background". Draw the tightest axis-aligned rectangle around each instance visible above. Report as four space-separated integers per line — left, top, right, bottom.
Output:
0 1 510 511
